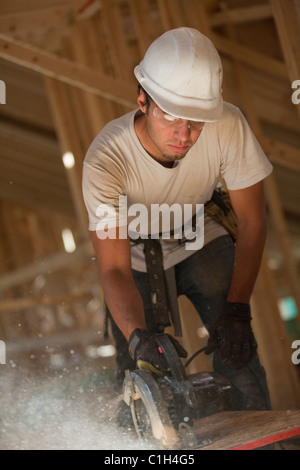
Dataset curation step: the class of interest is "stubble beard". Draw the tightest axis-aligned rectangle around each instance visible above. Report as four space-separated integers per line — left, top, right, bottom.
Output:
146 121 191 164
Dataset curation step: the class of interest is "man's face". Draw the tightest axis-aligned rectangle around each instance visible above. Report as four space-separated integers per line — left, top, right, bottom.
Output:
137 92 205 167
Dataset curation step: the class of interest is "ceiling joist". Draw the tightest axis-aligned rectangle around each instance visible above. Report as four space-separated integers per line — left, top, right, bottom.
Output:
0 33 137 108
0 0 80 17
210 4 273 27
211 32 286 79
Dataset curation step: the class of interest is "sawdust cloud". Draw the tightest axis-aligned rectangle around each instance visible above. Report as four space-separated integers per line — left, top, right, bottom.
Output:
0 358 151 450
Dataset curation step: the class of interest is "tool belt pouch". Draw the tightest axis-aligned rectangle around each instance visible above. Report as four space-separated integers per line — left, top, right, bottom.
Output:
204 189 238 242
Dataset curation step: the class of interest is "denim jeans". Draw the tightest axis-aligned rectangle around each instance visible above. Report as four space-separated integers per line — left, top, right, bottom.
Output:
108 235 271 410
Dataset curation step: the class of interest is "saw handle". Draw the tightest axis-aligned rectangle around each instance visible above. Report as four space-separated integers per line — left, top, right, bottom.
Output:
154 334 188 381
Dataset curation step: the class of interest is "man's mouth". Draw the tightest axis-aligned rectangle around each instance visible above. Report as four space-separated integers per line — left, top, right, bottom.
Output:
168 144 190 152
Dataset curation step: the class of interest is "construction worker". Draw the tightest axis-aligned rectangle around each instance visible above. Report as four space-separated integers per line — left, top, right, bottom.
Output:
82 28 273 411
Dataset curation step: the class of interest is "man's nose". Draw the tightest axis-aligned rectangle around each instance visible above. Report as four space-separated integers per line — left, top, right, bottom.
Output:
173 121 191 138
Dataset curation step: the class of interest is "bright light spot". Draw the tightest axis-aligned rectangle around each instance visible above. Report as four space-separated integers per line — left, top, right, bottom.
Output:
62 228 76 253
278 297 298 321
268 257 281 270
197 326 209 338
49 353 65 369
86 344 116 358
97 345 115 357
62 151 75 169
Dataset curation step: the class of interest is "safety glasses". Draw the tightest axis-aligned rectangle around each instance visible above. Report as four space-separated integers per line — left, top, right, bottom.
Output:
152 106 205 131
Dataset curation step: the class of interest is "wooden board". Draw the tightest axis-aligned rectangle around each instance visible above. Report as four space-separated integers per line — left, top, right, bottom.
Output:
192 410 300 450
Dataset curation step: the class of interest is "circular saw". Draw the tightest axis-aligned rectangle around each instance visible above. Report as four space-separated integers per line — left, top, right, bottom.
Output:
123 335 233 449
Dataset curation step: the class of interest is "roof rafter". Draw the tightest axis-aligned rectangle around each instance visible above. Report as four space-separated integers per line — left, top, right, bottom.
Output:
0 0 79 17
210 3 273 27
0 33 137 108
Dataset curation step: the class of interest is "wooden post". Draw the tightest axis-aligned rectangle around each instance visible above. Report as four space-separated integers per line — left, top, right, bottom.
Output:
271 0 300 121
45 77 89 241
252 252 300 409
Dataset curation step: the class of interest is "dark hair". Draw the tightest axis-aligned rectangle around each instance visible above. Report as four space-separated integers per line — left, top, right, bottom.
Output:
137 84 151 112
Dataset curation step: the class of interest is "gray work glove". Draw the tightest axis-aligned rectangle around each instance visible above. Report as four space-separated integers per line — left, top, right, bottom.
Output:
128 328 187 377
205 302 257 369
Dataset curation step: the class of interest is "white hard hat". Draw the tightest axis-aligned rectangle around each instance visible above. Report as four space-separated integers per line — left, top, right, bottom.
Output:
134 27 223 122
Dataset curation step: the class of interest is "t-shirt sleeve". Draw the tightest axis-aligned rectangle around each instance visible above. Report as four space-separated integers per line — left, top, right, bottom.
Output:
82 148 127 231
220 106 273 190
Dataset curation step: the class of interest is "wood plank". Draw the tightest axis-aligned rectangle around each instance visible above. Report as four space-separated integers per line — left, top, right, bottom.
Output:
157 0 173 30
210 4 273 27
0 7 71 33
128 0 155 56
0 158 68 198
0 33 137 108
101 0 134 82
193 410 300 450
271 0 300 120
0 0 79 17
264 176 300 330
0 291 93 312
5 326 102 354
262 137 300 172
211 32 287 79
0 178 74 218
0 138 62 177
45 77 89 238
66 20 107 141
0 240 94 291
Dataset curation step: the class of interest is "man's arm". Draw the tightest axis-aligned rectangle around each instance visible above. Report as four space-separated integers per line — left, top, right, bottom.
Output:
227 180 267 303
91 229 146 340
205 180 267 366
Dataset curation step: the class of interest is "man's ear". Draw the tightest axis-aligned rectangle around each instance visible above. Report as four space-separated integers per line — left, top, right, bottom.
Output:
137 90 147 114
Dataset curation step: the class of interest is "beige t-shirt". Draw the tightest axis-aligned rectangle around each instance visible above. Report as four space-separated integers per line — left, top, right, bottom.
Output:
83 102 273 271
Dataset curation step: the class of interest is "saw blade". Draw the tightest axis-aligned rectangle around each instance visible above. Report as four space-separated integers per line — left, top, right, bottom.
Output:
129 369 179 448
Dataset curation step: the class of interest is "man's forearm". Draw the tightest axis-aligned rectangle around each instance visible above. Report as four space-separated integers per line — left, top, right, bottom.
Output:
227 219 266 304
101 270 147 340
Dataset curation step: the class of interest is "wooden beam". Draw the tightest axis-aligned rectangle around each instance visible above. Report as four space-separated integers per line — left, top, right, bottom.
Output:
271 0 300 121
264 176 300 330
193 410 300 450
0 291 93 313
211 32 287 79
0 0 79 17
76 0 99 19
0 240 94 291
66 20 107 140
100 0 134 82
128 0 155 56
210 4 273 27
0 178 74 217
0 33 137 108
0 7 71 34
262 137 300 172
157 0 174 30
5 326 103 354
252 252 300 409
45 77 89 240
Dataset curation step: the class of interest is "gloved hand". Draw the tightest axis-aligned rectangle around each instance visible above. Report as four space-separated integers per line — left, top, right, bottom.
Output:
128 328 187 377
205 302 257 369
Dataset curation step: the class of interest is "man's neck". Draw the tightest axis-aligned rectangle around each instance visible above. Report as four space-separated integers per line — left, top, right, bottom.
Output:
134 112 173 168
